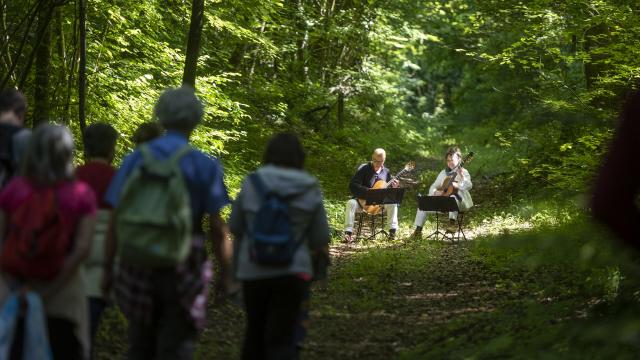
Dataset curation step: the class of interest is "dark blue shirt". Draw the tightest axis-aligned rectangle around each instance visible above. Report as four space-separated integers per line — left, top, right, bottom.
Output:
105 131 230 233
349 162 391 199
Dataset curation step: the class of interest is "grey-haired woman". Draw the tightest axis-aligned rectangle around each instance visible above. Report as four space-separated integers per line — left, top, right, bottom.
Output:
0 124 97 359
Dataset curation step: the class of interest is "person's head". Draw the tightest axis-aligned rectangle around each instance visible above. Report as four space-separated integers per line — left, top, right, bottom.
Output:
83 122 118 162
132 122 163 146
371 148 386 172
263 132 305 169
445 146 462 169
154 86 203 136
0 88 27 126
22 124 75 186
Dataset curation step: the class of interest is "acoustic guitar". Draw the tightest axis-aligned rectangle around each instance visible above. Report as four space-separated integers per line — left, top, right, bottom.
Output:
437 152 474 197
358 161 416 215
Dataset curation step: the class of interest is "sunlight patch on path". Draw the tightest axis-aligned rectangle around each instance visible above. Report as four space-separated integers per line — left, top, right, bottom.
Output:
305 242 505 359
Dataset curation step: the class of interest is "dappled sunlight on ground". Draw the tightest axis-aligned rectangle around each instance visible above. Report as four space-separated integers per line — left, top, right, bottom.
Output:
301 241 509 359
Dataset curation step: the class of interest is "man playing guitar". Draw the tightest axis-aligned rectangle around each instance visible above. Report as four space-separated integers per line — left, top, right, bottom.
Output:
343 148 399 243
412 146 473 237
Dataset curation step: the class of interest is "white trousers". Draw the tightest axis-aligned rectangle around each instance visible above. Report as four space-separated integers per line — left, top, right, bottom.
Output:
344 198 398 233
413 195 460 227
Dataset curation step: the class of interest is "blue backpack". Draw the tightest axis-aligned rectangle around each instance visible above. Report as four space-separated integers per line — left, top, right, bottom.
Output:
249 173 301 266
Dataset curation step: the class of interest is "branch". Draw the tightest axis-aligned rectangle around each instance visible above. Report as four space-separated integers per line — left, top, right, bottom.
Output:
0 0 45 89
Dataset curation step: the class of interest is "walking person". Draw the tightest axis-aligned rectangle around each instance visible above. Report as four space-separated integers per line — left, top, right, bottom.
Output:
103 87 232 360
229 132 330 360
0 88 31 188
0 124 97 359
75 122 119 347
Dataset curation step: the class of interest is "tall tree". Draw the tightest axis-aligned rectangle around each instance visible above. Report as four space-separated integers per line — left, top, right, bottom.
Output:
183 0 204 88
78 0 86 134
33 1 52 125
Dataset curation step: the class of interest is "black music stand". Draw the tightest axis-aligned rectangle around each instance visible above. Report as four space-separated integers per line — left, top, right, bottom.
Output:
355 187 405 241
417 195 467 242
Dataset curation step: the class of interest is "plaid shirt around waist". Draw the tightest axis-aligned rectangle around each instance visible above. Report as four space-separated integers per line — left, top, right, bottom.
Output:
114 235 213 330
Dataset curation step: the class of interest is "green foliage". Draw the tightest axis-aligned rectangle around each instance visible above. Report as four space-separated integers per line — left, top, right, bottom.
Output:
3 0 640 358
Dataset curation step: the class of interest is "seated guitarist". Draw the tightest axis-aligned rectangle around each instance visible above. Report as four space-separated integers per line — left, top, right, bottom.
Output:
412 146 473 237
343 148 399 243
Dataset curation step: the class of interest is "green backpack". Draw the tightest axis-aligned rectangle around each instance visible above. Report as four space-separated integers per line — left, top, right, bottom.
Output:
115 144 192 267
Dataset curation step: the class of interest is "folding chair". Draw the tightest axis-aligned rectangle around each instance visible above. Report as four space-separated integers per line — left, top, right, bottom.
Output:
354 205 387 242
354 187 405 242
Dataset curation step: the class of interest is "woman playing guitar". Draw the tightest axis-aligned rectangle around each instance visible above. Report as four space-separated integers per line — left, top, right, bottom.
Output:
412 146 474 238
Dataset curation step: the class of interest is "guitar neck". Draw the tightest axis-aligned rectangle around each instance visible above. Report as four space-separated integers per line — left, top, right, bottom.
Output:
385 168 407 187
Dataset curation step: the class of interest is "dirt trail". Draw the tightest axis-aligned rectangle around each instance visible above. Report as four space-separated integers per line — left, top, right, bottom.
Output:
303 242 500 359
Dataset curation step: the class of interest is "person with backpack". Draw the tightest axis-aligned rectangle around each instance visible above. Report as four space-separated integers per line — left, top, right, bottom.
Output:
103 86 232 360
229 132 330 360
75 122 119 347
0 124 97 359
0 88 31 188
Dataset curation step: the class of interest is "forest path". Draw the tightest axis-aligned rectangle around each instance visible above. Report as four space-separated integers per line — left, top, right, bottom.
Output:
302 240 500 359
199 178 517 359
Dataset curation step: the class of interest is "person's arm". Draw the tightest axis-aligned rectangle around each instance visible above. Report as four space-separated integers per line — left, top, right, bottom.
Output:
349 164 371 198
430 171 445 195
101 213 116 300
209 213 232 300
43 214 96 299
385 168 399 188
455 168 472 191
11 129 30 167
308 198 331 281
228 187 246 278
228 187 245 240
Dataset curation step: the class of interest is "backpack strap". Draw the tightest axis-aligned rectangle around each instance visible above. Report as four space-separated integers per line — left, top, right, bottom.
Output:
139 143 154 164
168 145 192 165
139 143 192 165
249 172 269 199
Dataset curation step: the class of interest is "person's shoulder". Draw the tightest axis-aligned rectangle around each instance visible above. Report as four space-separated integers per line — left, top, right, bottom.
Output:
188 147 222 167
13 127 30 138
1 176 29 193
357 162 371 172
121 148 143 165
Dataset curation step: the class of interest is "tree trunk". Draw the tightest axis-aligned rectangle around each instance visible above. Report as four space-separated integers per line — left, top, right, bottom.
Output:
248 22 266 79
297 0 309 82
78 0 87 135
0 0 44 90
33 2 52 125
182 0 204 89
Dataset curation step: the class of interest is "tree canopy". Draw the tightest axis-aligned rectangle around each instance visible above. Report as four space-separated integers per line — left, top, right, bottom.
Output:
2 0 640 358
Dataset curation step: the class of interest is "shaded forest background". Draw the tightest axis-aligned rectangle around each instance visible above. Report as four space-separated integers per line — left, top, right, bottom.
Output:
3 0 640 358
